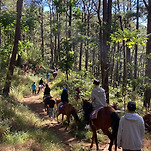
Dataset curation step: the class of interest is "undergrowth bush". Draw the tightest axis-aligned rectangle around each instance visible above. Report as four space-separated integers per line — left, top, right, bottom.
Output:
0 94 62 151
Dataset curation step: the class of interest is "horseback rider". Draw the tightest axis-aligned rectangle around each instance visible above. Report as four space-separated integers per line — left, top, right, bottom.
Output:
37 77 44 94
85 79 106 129
91 79 106 110
57 87 68 113
43 84 53 112
44 84 50 96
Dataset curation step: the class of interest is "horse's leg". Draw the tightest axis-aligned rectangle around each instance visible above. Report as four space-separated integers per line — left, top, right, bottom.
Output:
108 138 113 151
57 112 61 123
90 128 98 150
65 115 70 130
95 131 99 150
62 114 64 123
102 129 113 151
114 137 117 151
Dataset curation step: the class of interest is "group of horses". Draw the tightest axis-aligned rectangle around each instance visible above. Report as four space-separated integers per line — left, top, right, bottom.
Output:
44 98 120 151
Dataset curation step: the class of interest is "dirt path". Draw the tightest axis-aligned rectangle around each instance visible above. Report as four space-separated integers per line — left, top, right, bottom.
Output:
21 93 83 151
21 92 151 151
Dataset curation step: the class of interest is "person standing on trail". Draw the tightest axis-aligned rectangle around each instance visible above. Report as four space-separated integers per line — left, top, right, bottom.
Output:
32 82 36 95
117 101 145 151
46 72 50 83
45 97 56 121
85 79 106 129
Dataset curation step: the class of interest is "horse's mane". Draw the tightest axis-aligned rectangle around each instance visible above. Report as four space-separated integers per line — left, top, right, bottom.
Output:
82 99 93 116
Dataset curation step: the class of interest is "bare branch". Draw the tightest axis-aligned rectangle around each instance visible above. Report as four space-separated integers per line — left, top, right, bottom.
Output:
143 0 149 11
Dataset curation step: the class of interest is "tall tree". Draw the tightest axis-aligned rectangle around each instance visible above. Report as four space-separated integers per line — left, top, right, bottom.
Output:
39 0 44 59
47 0 54 64
143 0 151 108
0 0 1 46
133 0 139 91
3 0 23 95
101 0 112 104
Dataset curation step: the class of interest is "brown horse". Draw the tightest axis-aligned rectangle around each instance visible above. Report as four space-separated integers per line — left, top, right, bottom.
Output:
57 103 80 130
82 99 120 151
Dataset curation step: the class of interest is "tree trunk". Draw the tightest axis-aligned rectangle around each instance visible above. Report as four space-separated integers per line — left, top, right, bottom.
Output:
57 13 60 62
40 4 44 59
97 0 102 78
0 0 1 46
101 0 112 104
68 5 72 38
79 42 83 71
3 0 23 95
85 12 90 71
143 0 151 108
48 1 54 64
133 0 139 91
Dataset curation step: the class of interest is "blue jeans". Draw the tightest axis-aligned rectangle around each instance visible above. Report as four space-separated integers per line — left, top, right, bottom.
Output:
47 108 54 118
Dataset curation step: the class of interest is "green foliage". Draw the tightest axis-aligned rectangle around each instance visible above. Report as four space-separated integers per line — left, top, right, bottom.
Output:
73 7 82 19
18 40 33 55
21 47 42 68
76 21 87 34
110 28 147 48
21 6 39 32
0 10 16 29
58 38 75 78
53 0 67 13
0 10 16 67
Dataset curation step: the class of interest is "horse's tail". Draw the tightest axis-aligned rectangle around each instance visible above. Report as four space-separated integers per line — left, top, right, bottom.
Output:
71 108 80 123
111 112 120 138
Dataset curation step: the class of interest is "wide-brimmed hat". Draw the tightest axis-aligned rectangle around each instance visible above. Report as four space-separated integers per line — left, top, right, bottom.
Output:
127 101 136 111
93 79 100 85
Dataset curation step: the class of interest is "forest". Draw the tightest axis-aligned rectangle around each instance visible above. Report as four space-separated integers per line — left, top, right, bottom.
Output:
0 0 151 151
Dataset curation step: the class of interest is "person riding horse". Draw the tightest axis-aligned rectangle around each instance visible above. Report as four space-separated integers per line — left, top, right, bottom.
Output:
85 79 106 129
43 84 52 111
44 84 50 96
57 87 68 113
82 99 120 151
37 78 44 94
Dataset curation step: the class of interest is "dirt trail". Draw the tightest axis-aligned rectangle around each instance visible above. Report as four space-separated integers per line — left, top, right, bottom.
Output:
21 92 84 151
21 92 151 151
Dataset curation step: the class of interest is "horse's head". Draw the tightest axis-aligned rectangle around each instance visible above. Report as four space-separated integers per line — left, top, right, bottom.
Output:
55 98 61 105
82 99 93 113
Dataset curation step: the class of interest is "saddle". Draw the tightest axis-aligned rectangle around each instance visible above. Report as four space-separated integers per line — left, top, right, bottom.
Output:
90 107 103 119
59 103 68 111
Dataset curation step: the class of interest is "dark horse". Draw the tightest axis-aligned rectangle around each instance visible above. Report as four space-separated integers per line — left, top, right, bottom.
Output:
57 103 80 130
82 99 120 151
